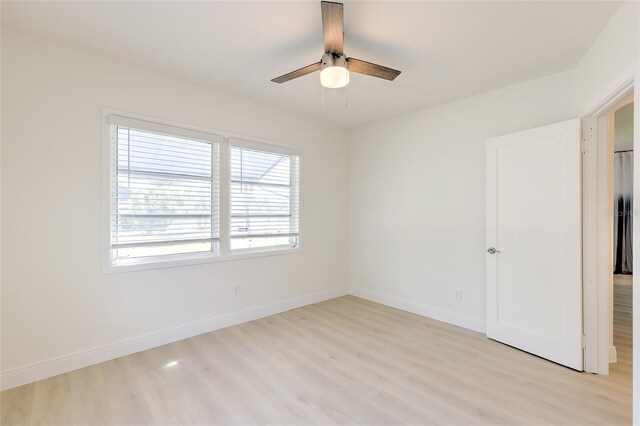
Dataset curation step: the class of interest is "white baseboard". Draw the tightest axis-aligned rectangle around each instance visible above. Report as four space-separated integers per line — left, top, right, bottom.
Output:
348 287 486 334
1 286 486 391
0 286 347 391
609 344 618 364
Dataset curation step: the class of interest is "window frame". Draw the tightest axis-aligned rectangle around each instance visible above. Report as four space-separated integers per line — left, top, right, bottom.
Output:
102 109 302 274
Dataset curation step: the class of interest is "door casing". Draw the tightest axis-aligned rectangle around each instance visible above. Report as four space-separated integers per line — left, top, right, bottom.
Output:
582 77 634 375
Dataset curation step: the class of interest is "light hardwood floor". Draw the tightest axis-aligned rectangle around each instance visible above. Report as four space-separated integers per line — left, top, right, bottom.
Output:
613 275 632 381
1 295 633 425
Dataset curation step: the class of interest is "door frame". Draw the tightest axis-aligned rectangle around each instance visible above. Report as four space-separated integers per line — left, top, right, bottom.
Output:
581 62 637 385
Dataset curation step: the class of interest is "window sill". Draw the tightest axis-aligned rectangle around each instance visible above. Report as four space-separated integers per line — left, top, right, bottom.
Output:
102 246 302 274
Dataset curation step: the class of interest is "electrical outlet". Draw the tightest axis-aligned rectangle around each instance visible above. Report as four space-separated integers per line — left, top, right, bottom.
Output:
234 284 241 297
455 289 463 302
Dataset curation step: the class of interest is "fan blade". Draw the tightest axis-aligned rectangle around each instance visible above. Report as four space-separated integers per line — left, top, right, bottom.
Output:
321 1 344 54
271 62 322 84
346 58 401 81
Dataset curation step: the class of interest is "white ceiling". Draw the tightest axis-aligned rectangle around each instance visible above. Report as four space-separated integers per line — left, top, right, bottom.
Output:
1 1 621 129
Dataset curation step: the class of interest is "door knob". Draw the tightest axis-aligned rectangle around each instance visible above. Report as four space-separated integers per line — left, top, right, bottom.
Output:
487 247 501 254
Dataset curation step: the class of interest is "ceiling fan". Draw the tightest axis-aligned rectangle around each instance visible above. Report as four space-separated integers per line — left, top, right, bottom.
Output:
271 1 401 89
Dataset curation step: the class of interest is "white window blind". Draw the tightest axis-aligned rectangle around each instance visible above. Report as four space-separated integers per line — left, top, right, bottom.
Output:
110 123 220 263
230 143 300 250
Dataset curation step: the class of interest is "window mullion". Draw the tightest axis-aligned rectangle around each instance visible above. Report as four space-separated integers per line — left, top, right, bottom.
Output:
219 137 231 255
290 155 298 247
211 140 217 255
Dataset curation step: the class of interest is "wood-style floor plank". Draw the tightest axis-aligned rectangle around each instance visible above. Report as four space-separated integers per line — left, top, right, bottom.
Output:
1 294 633 425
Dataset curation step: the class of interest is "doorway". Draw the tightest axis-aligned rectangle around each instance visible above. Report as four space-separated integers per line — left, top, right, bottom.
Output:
612 101 634 378
582 79 634 377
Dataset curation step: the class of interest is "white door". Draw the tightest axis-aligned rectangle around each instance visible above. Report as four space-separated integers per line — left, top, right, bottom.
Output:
486 118 583 371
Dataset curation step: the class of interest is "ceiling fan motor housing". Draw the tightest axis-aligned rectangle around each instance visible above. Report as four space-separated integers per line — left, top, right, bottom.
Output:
321 52 347 70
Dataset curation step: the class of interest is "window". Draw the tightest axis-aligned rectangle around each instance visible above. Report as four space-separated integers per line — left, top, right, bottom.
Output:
108 116 220 266
104 113 301 272
230 141 300 250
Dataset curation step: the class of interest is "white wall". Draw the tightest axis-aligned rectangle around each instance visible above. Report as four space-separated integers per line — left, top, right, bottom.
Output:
575 1 639 113
348 8 640 421
348 0 639 332
348 70 578 325
0 30 349 375
615 103 634 152
2 0 639 394
572 1 639 419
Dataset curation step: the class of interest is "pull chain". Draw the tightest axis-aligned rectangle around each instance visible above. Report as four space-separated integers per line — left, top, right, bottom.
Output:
345 82 349 108
321 85 325 118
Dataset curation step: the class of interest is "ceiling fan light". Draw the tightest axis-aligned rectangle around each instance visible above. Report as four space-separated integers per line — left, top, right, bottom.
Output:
320 66 350 89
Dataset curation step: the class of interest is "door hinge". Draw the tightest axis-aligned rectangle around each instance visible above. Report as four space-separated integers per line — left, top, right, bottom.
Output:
582 333 588 349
